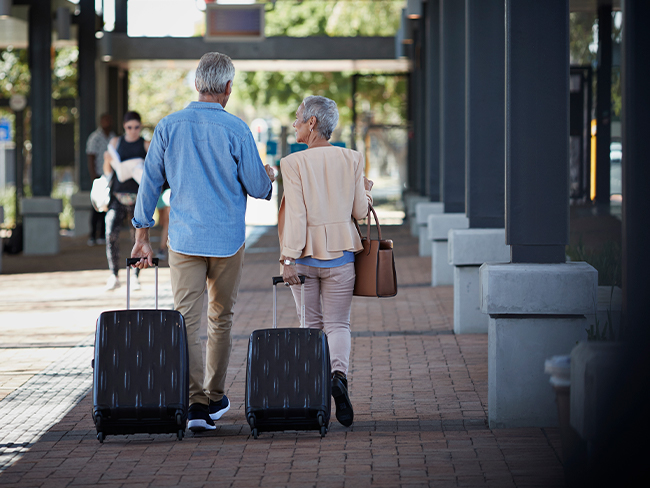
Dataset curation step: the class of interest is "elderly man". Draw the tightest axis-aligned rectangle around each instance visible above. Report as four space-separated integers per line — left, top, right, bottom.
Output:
131 52 275 432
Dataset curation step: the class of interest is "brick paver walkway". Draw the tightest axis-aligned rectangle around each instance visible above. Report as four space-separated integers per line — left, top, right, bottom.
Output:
0 224 566 487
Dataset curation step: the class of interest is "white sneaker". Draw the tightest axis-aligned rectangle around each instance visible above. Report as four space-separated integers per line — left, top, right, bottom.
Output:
131 276 141 291
105 275 120 291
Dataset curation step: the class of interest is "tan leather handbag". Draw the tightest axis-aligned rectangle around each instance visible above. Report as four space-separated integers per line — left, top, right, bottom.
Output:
353 204 398 298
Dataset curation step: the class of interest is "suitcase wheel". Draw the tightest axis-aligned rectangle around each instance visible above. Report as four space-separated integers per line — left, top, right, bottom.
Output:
252 428 258 440
97 432 105 443
175 410 183 426
177 430 184 441
318 413 327 438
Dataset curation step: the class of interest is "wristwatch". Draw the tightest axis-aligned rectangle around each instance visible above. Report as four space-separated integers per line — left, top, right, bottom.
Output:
281 259 295 266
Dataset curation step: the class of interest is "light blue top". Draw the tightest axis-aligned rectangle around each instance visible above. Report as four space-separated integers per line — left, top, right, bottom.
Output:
296 251 355 268
132 101 272 257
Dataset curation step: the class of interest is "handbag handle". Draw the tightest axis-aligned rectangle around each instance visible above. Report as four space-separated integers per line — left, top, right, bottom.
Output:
354 203 382 242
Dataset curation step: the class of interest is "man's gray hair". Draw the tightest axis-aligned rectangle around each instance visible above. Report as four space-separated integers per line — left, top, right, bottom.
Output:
195 52 235 95
302 96 339 140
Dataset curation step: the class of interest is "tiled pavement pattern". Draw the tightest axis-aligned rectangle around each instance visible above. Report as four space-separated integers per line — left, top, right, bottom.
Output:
0 224 566 487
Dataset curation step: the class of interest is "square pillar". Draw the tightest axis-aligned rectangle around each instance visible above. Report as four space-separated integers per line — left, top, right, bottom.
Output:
21 197 63 255
449 229 509 334
405 193 429 237
481 262 597 428
439 0 466 213
70 191 92 237
428 213 468 286
416 202 444 256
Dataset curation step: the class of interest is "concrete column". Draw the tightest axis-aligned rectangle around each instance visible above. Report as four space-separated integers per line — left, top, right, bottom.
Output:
413 15 427 196
78 0 97 192
424 0 441 202
115 0 128 34
21 197 63 255
405 193 429 237
449 229 509 334
505 0 569 263
28 0 52 197
465 0 505 229
481 262 597 428
70 192 92 237
449 0 506 335
416 201 444 256
439 0 465 213
595 4 612 205
621 0 650 344
480 0 599 429
428 213 468 286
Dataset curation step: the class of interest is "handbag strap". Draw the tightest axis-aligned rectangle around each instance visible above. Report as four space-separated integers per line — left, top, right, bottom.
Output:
354 203 382 241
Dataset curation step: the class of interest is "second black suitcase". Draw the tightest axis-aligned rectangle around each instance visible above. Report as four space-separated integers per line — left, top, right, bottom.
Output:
92 258 189 443
245 276 331 438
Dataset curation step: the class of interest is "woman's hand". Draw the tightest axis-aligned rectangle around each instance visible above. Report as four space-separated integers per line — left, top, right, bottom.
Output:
364 176 374 191
265 164 276 183
282 262 300 286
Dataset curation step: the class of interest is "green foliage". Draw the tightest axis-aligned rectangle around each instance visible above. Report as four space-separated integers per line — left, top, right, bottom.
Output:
586 285 618 341
0 47 30 98
0 186 16 227
264 0 403 37
129 69 197 130
52 47 78 99
566 240 621 287
0 47 79 100
586 316 615 341
51 182 76 230
570 12 597 65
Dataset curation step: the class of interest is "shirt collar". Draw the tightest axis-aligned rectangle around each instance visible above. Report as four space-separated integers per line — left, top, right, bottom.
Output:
188 101 225 111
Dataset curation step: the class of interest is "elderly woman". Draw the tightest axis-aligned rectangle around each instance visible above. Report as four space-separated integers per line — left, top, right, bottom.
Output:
278 96 373 427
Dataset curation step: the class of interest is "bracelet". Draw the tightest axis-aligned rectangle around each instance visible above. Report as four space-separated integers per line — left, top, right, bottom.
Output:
280 258 295 266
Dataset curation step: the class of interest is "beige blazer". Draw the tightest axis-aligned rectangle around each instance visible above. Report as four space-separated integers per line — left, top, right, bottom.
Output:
278 146 372 261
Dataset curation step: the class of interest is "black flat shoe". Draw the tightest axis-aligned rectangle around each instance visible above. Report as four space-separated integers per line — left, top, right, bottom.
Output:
331 372 354 427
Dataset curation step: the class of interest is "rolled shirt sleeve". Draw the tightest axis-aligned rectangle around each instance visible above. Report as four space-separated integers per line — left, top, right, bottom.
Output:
132 125 166 229
237 132 273 201
352 152 372 220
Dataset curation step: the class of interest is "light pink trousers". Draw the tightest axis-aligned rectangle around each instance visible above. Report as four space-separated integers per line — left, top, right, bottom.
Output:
290 262 355 375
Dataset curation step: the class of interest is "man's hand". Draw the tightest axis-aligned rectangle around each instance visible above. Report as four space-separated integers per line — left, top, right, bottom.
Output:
265 164 276 183
131 228 154 269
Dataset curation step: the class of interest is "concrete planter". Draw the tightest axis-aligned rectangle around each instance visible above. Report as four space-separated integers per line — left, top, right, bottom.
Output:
570 341 626 443
545 354 586 483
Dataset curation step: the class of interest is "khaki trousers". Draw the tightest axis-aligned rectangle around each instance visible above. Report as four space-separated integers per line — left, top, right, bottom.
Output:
168 245 245 406
291 262 355 375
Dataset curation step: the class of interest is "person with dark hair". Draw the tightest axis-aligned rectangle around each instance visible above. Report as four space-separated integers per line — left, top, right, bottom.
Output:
130 52 275 433
103 111 150 291
85 113 114 246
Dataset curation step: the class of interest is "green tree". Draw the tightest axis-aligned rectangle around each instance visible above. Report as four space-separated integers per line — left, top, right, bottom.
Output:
264 0 403 37
128 69 197 131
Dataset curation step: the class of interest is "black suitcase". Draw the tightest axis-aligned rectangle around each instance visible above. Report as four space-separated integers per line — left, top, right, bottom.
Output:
92 258 189 443
245 276 331 438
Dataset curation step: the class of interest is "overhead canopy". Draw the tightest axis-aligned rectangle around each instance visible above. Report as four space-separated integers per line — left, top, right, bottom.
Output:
106 34 409 72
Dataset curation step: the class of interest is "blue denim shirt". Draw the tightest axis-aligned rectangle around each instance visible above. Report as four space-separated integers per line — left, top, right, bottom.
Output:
132 101 272 257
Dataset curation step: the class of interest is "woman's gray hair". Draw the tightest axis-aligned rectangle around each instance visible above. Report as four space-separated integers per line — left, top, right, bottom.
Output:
195 52 235 95
301 96 339 140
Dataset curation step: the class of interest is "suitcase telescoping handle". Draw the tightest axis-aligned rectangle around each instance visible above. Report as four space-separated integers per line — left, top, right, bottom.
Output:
272 275 306 329
126 257 159 310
